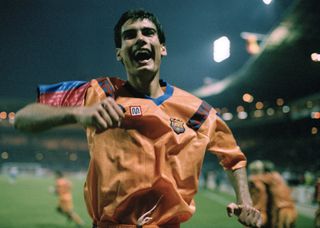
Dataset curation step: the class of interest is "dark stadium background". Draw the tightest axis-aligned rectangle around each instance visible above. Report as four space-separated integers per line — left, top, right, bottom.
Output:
0 0 319 226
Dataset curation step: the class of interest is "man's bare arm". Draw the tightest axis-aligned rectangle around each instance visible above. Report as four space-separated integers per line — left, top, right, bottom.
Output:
14 103 77 132
14 97 124 133
227 167 252 205
226 167 262 227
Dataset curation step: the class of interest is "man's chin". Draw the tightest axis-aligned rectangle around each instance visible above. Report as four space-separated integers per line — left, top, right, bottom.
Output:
135 64 155 73
131 67 158 79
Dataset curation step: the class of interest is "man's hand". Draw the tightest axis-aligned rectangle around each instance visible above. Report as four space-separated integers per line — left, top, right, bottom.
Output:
75 97 125 132
227 203 262 227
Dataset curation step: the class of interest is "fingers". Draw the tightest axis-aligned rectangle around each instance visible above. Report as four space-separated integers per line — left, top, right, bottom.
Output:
76 97 125 132
101 97 125 119
97 97 125 131
238 204 261 227
99 102 118 127
227 203 262 228
226 203 242 217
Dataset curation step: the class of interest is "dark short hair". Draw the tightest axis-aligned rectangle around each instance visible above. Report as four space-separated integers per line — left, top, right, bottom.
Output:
114 9 166 48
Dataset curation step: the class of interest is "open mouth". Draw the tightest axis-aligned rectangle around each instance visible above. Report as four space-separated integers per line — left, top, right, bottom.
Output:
133 49 153 62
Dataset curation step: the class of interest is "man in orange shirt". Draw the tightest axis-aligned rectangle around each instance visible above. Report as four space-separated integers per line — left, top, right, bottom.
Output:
54 171 84 227
263 162 297 228
249 161 270 227
14 9 261 227
249 161 296 228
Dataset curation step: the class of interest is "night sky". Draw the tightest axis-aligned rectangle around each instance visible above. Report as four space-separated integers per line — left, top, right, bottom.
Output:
0 0 293 100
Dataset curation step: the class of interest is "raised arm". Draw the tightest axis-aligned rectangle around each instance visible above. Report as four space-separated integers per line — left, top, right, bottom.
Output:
226 167 262 227
14 97 125 133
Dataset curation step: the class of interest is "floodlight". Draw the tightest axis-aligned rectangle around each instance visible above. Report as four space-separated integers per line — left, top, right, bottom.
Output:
263 0 272 5
213 36 230 63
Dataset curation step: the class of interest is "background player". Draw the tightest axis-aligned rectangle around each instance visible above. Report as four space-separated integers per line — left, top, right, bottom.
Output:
248 160 269 227
249 160 296 228
54 170 84 227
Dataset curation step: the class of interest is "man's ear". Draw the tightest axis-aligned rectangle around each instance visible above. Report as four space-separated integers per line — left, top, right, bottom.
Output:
161 44 167 57
116 48 122 61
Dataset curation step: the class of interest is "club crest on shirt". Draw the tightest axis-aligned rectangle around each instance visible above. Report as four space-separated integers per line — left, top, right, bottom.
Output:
170 118 185 134
129 106 142 116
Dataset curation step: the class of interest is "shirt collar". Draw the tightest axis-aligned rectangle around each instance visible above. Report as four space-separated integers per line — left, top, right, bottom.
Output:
124 79 173 105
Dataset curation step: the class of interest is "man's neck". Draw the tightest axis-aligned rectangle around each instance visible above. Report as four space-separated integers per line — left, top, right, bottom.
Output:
127 73 164 98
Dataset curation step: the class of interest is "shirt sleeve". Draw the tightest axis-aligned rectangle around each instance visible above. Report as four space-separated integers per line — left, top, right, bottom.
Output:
37 80 90 106
206 111 247 170
37 77 124 107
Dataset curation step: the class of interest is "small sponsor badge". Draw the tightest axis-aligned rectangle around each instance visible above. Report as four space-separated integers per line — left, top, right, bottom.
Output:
170 118 185 134
129 106 142 116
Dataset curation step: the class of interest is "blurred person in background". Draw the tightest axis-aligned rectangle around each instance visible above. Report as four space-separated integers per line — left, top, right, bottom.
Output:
263 161 297 228
249 160 297 228
14 9 261 228
8 166 18 184
314 175 320 228
54 170 84 227
249 160 269 227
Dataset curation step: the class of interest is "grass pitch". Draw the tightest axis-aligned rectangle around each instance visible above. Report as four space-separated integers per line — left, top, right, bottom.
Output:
0 175 314 227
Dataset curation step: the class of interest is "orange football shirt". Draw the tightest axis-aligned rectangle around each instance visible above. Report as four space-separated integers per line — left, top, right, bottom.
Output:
39 77 247 226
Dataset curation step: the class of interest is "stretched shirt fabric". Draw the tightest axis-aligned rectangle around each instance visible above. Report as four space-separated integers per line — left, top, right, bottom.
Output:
38 77 246 227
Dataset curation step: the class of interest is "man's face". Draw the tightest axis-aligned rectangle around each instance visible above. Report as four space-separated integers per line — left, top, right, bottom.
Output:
116 18 167 79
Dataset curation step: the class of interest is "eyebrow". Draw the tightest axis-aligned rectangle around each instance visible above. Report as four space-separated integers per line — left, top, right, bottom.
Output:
121 26 157 36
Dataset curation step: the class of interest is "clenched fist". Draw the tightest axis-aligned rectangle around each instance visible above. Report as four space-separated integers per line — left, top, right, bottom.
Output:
75 97 125 132
227 203 262 227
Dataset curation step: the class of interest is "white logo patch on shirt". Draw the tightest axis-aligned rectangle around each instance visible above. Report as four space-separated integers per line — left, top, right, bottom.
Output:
129 106 142 116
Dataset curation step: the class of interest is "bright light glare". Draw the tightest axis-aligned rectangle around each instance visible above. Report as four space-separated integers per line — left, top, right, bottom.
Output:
222 112 233 121
267 108 275 116
311 53 320 62
255 101 264 110
311 127 318 135
276 98 284 106
1 152 9 159
311 112 320 119
213 36 230 63
254 110 264 118
282 105 290 113
238 111 248 120
242 93 254 103
263 0 272 5
0 111 7 119
192 77 232 97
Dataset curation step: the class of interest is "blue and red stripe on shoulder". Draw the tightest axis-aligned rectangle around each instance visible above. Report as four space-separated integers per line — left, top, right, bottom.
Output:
187 101 212 131
37 77 124 107
37 80 90 106
94 77 116 98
